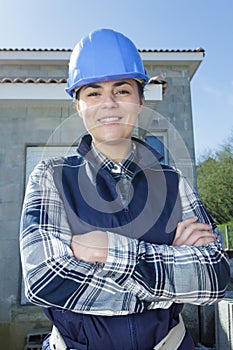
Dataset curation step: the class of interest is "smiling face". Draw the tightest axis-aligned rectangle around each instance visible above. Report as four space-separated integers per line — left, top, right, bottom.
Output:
76 79 143 149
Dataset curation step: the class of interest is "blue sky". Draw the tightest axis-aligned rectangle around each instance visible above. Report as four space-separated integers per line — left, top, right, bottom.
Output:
1 0 232 157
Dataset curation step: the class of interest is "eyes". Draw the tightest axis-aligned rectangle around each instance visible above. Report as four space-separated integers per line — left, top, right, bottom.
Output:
78 80 141 105
82 83 133 100
86 89 130 98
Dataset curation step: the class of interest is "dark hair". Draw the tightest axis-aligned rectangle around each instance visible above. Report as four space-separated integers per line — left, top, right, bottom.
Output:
75 89 80 100
136 80 144 99
75 80 144 100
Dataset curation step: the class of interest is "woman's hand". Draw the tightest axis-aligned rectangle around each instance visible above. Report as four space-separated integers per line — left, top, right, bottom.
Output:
71 230 108 263
173 216 217 246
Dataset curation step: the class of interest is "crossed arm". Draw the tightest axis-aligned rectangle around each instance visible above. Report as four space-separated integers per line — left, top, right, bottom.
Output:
20 161 230 310
71 216 217 264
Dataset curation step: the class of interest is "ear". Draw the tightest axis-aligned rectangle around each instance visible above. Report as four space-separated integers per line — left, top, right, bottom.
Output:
138 97 144 113
76 101 83 118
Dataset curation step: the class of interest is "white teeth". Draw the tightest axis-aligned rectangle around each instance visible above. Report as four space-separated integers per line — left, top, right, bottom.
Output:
100 117 120 122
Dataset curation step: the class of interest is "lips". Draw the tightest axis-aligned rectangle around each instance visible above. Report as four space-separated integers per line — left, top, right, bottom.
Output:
98 116 122 124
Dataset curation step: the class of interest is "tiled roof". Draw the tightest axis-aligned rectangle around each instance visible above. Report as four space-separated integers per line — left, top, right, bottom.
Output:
0 47 205 53
140 48 205 53
0 77 67 83
0 48 72 52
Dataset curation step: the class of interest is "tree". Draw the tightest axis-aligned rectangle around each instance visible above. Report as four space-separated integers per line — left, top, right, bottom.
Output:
196 134 233 224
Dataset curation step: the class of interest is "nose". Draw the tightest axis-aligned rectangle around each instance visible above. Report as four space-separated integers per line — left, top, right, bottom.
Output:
102 93 118 108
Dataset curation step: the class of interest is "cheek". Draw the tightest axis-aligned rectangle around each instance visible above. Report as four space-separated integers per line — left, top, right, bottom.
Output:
126 103 142 119
77 106 100 133
76 100 88 118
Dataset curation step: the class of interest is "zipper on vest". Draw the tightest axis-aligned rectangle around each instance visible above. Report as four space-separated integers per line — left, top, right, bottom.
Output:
116 175 136 239
128 313 138 350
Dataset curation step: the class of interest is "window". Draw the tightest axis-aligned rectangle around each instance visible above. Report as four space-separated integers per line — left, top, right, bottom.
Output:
145 131 168 164
24 145 77 183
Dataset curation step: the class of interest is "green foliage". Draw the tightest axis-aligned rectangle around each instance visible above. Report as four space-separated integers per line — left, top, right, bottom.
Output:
217 224 233 250
197 132 233 224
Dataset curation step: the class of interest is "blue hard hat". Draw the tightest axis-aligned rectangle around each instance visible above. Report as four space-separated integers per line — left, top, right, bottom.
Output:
66 28 149 98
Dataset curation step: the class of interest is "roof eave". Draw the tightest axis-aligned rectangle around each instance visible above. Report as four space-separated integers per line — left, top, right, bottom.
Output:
140 51 205 80
0 49 205 79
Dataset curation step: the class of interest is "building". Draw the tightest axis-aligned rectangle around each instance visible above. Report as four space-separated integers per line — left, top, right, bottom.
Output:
0 47 205 349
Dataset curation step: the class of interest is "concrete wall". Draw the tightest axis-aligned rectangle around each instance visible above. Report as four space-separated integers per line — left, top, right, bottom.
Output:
0 99 74 349
0 63 67 80
151 64 196 183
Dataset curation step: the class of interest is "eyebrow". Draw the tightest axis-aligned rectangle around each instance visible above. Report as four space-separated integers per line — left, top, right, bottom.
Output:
113 81 132 87
83 81 132 91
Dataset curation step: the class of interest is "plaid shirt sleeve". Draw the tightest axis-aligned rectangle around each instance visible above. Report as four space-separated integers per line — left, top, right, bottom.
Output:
98 172 230 306
20 161 106 310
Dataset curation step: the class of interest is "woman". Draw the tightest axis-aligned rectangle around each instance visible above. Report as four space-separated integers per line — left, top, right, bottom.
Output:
20 28 229 350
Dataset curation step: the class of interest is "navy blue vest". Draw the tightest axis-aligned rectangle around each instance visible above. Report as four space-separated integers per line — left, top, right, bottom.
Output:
43 135 195 349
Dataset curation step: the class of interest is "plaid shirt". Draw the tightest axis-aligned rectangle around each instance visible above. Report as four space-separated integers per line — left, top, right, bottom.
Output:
91 142 136 178
20 138 230 315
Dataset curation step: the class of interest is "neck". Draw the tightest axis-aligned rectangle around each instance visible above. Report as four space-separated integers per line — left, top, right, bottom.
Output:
93 139 132 163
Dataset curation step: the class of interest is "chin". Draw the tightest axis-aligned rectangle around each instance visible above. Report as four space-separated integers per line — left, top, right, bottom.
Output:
93 135 131 145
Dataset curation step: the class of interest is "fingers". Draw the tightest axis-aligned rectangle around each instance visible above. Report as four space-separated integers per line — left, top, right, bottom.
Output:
176 217 211 234
181 230 216 246
193 235 217 246
173 217 216 246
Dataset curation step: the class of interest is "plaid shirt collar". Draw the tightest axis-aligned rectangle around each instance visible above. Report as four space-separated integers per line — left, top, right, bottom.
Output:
91 142 136 179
